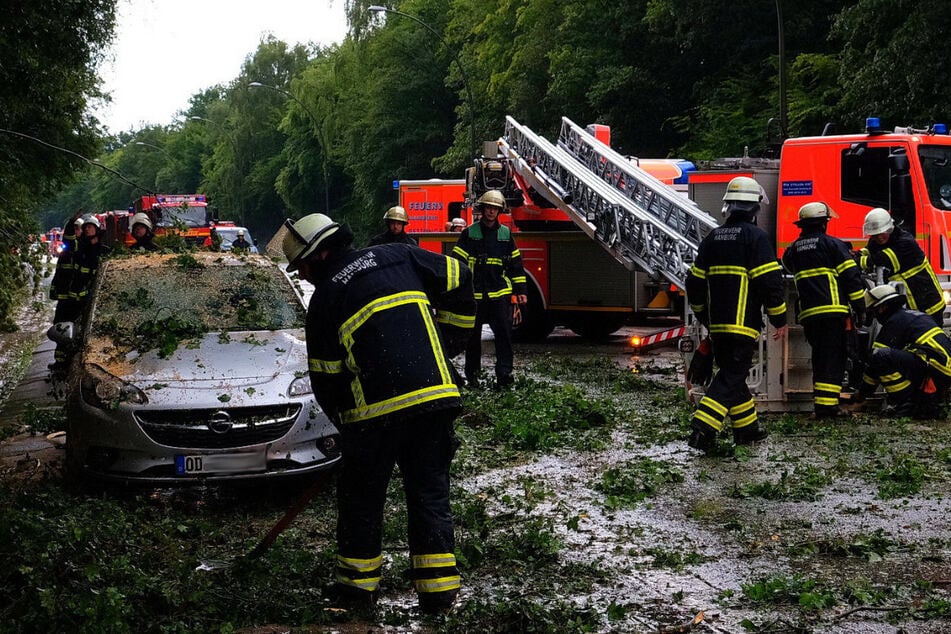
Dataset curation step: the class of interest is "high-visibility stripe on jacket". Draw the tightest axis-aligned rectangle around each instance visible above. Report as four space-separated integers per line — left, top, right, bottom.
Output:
68 238 109 301
307 243 475 426
451 221 527 300
862 227 944 319
50 229 79 301
871 307 951 378
686 218 787 339
781 228 866 322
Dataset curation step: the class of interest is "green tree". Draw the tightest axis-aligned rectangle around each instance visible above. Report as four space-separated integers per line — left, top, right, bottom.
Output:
0 0 117 329
833 0 951 128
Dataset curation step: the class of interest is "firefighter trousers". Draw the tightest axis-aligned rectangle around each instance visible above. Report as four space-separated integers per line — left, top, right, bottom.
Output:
803 315 847 414
692 334 758 433
864 348 929 406
465 297 514 381
334 409 460 610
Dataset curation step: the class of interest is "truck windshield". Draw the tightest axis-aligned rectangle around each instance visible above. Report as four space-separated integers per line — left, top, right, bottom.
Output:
918 145 951 210
157 204 207 228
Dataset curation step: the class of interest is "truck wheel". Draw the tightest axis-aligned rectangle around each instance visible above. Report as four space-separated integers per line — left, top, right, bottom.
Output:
512 283 553 343
567 313 627 341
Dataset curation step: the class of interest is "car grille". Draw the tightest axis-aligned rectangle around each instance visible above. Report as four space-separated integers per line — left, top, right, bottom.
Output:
136 404 303 449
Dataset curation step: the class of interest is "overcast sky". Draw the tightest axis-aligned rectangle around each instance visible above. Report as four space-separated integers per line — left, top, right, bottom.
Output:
95 0 349 133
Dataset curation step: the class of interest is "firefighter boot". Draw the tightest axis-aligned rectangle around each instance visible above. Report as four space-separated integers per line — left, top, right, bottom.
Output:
328 584 378 615
419 590 458 615
733 422 768 446
814 405 849 420
687 422 718 453
882 399 916 418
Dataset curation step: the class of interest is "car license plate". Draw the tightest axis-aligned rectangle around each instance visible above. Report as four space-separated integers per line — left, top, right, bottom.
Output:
175 451 266 475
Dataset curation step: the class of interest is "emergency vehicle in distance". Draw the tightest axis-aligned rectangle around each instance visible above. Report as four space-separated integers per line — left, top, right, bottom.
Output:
94 194 224 248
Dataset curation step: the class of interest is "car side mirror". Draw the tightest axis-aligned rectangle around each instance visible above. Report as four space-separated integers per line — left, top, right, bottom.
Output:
47 321 75 344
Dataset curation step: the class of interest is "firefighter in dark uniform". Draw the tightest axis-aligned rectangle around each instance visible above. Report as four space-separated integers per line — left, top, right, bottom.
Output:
686 176 787 453
368 205 418 246
452 190 528 388
48 214 83 374
859 207 944 326
854 284 951 419
781 202 866 419
71 214 110 304
282 213 475 614
129 212 158 252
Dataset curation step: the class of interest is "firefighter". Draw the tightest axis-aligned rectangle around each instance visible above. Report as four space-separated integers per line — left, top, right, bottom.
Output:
368 205 418 246
129 212 158 252
781 202 866 419
48 213 83 374
685 176 787 452
858 207 944 326
71 214 110 304
854 284 951 418
450 217 466 232
282 213 475 614
452 189 528 388
231 228 252 253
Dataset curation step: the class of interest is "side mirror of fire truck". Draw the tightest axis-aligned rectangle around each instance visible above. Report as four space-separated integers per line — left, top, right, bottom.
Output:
889 148 914 220
889 148 910 173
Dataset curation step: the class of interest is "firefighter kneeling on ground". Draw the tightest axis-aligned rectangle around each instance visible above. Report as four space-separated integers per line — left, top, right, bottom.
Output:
282 213 475 615
852 284 951 419
685 176 787 453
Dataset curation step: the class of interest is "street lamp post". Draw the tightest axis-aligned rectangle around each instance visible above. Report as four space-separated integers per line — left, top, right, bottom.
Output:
775 0 787 139
249 81 330 214
368 5 477 161
134 140 171 158
188 116 242 223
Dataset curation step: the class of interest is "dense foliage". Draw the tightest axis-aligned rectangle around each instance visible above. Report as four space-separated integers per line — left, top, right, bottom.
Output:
0 0 117 329
2 1 949 326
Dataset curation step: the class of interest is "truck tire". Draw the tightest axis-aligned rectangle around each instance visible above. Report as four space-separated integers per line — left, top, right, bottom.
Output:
512 282 553 343
567 313 627 341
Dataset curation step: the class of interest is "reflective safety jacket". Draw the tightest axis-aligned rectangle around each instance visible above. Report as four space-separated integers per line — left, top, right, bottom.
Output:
872 307 951 378
687 217 787 339
50 226 78 302
861 226 944 319
451 221 527 300
781 228 865 322
69 237 109 301
306 243 476 426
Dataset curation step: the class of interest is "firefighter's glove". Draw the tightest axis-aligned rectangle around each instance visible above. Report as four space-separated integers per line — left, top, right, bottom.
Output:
686 337 714 386
511 303 523 326
854 247 870 270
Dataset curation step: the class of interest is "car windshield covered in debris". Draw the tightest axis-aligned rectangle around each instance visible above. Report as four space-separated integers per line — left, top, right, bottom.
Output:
62 252 339 483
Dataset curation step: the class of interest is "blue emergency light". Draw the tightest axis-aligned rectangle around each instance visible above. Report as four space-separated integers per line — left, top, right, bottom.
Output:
935 123 948 135
865 117 882 134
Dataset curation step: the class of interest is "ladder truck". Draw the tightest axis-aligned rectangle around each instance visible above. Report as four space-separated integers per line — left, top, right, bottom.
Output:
404 115 717 341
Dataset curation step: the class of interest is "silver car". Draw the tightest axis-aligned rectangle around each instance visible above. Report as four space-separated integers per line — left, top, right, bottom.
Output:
55 252 339 483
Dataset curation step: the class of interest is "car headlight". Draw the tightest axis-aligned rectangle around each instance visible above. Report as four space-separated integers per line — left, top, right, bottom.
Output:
288 375 313 397
81 364 148 409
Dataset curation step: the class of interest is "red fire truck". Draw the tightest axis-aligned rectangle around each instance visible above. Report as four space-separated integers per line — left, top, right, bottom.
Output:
96 194 221 248
400 125 704 341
